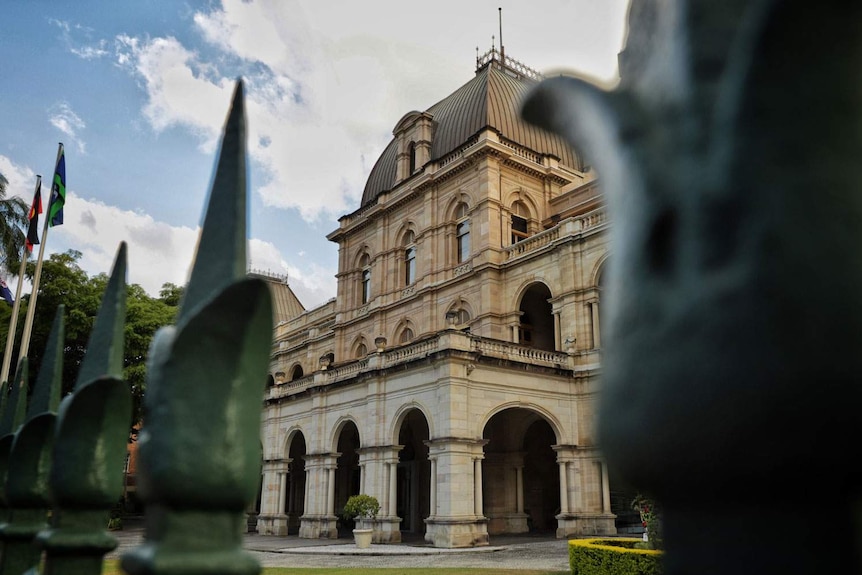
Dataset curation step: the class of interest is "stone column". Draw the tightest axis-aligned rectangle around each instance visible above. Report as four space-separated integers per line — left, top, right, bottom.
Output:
326 466 336 517
590 301 601 348
299 453 339 539
473 457 484 516
558 461 570 514
429 457 438 517
277 471 287 515
553 310 562 351
423 438 489 548
601 461 611 514
388 461 398 518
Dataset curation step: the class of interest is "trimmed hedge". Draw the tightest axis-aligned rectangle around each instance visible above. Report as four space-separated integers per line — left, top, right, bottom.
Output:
569 538 663 575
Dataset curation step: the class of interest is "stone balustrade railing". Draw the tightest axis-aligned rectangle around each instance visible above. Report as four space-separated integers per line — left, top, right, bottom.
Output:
268 331 575 400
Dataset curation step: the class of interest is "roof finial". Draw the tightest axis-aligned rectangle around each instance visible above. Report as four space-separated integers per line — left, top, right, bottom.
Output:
499 7 505 61
491 34 495 52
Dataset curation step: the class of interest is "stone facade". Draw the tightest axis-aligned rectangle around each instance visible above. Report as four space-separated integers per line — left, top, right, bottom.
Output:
258 51 620 547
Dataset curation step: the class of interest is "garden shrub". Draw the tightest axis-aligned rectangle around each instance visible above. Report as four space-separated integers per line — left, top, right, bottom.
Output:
570 538 663 575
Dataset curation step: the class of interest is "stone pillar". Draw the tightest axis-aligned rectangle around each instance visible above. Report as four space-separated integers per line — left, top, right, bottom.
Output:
473 457 484 516
388 461 398 518
326 466 336 517
423 438 488 548
277 471 287 515
429 457 438 517
601 461 611 514
590 301 601 348
553 310 562 351
298 453 339 539
558 461 570 514
553 446 616 538
358 445 402 543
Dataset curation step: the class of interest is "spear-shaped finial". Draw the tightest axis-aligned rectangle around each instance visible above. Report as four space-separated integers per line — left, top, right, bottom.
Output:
26 305 64 418
75 243 127 389
179 80 247 324
0 359 29 437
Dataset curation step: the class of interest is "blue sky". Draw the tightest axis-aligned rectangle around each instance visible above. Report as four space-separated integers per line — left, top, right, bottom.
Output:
0 1 629 309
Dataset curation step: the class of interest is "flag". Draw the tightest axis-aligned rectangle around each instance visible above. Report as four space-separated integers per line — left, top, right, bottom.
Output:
49 143 65 227
0 279 13 307
26 178 42 252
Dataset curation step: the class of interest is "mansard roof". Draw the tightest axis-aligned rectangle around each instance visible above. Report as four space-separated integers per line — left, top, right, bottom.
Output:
360 56 583 207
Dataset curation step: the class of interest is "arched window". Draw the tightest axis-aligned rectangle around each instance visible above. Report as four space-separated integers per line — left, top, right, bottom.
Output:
518 283 555 351
408 141 416 174
355 342 367 358
290 365 304 381
399 327 414 344
358 253 371 304
511 201 530 244
404 230 416 285
455 203 470 263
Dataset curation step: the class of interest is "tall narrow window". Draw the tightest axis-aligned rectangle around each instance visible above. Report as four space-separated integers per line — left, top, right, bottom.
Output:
455 203 470 263
408 141 416 174
359 254 371 305
362 269 371 303
511 201 530 244
405 247 416 284
404 230 416 285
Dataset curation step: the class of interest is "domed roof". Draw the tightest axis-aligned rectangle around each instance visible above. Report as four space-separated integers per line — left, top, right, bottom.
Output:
360 59 583 207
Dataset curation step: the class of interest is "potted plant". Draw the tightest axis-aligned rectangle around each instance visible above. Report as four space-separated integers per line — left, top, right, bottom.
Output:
342 494 380 548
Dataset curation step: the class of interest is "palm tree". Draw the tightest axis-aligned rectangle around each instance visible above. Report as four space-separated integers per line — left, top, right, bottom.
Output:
0 172 29 276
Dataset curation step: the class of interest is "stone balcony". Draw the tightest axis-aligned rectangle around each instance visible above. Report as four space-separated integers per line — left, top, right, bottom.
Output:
266 330 592 401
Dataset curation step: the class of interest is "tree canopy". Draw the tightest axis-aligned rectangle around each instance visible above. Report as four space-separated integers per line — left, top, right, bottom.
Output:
0 172 29 276
0 249 182 424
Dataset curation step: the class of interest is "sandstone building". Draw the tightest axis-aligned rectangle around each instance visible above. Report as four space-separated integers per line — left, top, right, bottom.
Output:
257 49 618 548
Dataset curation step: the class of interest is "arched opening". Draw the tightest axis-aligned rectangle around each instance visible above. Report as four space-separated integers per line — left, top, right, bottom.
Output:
290 365 304 381
510 200 531 244
518 283 555 351
482 408 560 536
335 421 361 536
286 432 307 534
397 409 431 538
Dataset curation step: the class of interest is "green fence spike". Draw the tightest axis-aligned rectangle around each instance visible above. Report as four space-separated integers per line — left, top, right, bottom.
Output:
32 243 132 575
0 305 67 575
122 78 271 575
27 305 65 418
178 80 247 325
0 359 29 437
75 242 127 389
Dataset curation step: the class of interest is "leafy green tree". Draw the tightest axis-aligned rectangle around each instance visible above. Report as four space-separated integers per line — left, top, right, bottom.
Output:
1 250 181 426
0 172 29 275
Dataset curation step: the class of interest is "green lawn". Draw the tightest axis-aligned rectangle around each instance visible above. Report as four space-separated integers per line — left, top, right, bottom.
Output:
104 562 567 575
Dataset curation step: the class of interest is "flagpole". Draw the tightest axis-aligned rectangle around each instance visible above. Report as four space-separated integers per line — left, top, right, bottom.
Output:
1 175 42 384
18 145 62 364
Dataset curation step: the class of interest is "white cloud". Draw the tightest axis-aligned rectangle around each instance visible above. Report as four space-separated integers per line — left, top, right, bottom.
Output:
52 192 199 296
111 1 628 225
0 156 38 201
48 102 87 154
249 238 335 309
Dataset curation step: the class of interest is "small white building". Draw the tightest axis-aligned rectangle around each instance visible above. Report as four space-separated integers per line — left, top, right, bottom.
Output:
258 50 622 548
